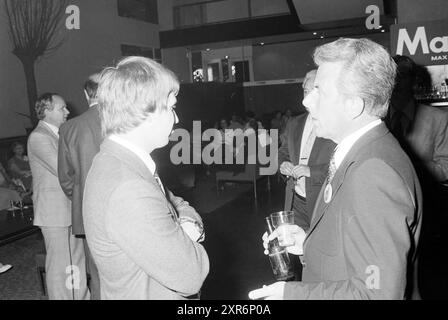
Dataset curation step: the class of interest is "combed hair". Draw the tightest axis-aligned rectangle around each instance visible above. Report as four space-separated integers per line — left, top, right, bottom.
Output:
302 69 317 89
84 79 98 100
35 93 57 120
97 56 179 136
313 38 397 118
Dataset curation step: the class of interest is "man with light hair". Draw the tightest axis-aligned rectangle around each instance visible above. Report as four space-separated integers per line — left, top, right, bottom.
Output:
83 56 209 299
28 93 90 299
279 69 335 234
250 38 422 300
58 73 102 299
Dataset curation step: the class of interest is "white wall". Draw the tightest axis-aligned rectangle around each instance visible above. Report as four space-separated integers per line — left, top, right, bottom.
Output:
0 18 33 137
0 0 160 138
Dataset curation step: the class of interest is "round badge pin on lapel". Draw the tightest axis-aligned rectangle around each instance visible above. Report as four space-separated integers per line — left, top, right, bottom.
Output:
324 183 333 204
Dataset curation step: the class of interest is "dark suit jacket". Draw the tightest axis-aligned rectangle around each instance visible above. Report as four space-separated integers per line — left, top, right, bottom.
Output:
278 113 335 230
58 105 103 235
284 123 422 299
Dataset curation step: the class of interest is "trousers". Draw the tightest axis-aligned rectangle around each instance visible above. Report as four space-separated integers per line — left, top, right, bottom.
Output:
40 226 90 300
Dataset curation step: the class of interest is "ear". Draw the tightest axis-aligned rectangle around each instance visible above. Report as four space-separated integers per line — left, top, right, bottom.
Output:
344 96 364 120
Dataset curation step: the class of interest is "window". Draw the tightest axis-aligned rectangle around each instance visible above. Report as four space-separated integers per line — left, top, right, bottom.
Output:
121 44 162 63
118 0 158 24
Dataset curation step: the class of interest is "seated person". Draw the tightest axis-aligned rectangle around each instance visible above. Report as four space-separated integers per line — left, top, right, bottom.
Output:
8 142 32 192
0 163 21 210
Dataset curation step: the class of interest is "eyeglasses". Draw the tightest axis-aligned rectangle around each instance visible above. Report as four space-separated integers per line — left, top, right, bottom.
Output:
169 107 178 123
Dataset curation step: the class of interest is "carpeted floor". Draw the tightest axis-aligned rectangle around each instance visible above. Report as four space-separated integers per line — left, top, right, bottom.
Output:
1 174 447 300
0 171 258 300
0 232 46 300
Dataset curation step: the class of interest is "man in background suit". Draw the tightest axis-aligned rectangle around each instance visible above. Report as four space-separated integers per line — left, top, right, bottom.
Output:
58 75 102 299
28 93 89 299
250 38 422 300
279 70 335 232
83 56 209 299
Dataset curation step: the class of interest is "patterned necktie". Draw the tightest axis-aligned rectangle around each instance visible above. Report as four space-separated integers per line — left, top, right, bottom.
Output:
153 172 165 195
327 149 337 184
299 126 316 166
153 172 178 222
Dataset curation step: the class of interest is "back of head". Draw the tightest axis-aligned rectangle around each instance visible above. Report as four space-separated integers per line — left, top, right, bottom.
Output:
392 55 417 98
35 93 57 121
84 74 100 101
313 37 397 118
97 56 179 136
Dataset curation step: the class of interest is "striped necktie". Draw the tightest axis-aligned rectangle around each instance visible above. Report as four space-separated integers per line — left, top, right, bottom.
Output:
153 172 178 222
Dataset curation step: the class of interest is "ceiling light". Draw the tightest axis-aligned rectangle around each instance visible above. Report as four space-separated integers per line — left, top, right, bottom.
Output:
313 32 317 35
260 42 265 46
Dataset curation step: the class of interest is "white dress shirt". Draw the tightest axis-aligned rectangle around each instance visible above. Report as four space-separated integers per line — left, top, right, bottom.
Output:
42 121 60 138
333 119 382 170
109 135 156 175
295 115 316 197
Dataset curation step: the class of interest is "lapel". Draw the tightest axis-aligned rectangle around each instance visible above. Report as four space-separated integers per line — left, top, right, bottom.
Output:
291 114 308 165
37 121 59 143
304 123 390 245
101 139 179 222
308 137 328 164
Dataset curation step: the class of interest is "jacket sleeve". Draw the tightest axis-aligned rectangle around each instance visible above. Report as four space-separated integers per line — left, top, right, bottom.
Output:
105 180 209 297
284 159 419 299
167 190 203 226
57 126 75 198
427 113 448 181
28 132 59 177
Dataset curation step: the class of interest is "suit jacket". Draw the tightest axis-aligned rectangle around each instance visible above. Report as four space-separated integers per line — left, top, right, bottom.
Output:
278 113 336 230
58 105 103 235
83 139 209 300
28 121 71 227
405 104 448 182
284 123 422 299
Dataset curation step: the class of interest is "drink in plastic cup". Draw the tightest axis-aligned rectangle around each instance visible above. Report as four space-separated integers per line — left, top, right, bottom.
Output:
270 211 295 246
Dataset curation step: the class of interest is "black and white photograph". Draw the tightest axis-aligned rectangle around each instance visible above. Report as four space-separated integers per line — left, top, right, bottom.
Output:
0 0 447 305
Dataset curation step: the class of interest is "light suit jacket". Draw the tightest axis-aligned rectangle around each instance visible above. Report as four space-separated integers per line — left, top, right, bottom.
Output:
83 139 209 300
28 121 71 227
284 123 422 299
58 105 103 235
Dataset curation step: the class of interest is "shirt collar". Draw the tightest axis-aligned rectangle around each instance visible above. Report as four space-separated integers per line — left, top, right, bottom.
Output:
42 121 59 137
109 135 156 175
334 119 382 169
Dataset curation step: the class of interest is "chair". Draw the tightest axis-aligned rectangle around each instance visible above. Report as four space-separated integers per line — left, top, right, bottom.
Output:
215 134 276 201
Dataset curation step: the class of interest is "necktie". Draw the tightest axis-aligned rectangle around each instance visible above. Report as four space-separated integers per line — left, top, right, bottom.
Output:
327 150 337 184
295 127 316 197
299 127 316 166
153 172 166 195
153 172 178 222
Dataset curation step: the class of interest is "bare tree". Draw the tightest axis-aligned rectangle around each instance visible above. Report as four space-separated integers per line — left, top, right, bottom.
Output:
4 0 68 124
